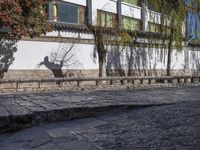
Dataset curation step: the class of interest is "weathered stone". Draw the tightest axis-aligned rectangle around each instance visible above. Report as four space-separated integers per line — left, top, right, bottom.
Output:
0 86 200 134
1 100 200 150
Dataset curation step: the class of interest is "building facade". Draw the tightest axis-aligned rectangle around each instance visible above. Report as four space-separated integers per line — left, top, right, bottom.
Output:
1 0 200 79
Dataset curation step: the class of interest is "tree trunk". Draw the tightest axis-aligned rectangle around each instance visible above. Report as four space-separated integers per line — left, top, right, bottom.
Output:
167 43 172 76
166 23 174 76
97 39 107 77
93 27 107 77
98 52 107 77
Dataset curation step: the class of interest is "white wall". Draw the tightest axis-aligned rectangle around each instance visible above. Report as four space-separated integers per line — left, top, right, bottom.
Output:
10 41 98 70
45 31 94 39
62 0 86 6
121 3 142 19
188 48 200 70
10 40 200 72
107 46 187 70
147 10 161 24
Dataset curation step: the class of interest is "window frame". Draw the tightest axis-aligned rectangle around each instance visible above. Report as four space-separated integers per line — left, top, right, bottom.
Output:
122 16 142 31
97 10 117 28
148 22 161 33
52 0 86 25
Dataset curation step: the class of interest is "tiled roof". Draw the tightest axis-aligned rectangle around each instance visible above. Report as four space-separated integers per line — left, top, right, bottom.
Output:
48 21 169 39
188 42 200 47
49 21 90 34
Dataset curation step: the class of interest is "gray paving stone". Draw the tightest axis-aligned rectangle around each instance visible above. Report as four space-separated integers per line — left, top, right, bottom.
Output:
55 141 99 150
0 105 10 117
0 100 200 149
0 86 200 134
3 126 50 143
28 138 54 149
42 120 83 131
29 139 98 150
75 118 108 130
1 141 28 150
46 127 74 138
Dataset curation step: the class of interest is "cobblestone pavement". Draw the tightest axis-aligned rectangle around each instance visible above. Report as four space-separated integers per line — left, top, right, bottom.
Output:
0 86 200 116
0 86 200 133
0 98 200 150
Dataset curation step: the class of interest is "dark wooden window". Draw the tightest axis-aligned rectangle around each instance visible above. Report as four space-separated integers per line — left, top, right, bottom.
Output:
97 10 117 28
149 22 161 33
122 16 141 31
52 1 85 25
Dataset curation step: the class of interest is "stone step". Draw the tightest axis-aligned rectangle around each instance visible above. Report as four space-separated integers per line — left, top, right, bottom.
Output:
0 103 164 133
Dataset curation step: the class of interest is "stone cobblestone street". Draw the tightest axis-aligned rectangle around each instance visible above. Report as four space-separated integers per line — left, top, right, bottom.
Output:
0 97 200 150
0 86 200 150
0 86 199 133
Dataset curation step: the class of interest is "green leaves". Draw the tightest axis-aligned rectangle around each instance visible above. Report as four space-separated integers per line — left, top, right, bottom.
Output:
148 0 200 47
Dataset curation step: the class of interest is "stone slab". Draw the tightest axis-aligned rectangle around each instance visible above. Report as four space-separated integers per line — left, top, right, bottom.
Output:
0 86 200 133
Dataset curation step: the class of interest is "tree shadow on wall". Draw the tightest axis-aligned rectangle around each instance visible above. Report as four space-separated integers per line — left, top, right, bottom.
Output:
127 46 150 76
39 56 64 78
107 46 126 76
127 45 168 76
106 45 167 77
0 38 17 79
106 45 150 77
190 50 200 75
38 43 82 78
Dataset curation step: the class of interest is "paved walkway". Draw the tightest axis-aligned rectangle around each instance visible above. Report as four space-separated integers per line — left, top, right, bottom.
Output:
0 98 200 150
0 86 200 133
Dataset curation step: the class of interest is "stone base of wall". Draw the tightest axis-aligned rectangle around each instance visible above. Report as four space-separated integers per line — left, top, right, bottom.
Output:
3 69 200 79
3 69 99 79
107 69 200 77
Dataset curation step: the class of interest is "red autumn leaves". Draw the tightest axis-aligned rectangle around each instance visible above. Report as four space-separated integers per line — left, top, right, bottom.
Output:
0 0 51 38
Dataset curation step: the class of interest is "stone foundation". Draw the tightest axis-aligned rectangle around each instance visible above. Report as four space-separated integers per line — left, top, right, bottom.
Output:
107 69 200 77
3 69 99 79
2 69 200 80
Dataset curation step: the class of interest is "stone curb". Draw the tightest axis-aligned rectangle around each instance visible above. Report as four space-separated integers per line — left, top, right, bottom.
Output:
0 82 200 95
0 103 172 134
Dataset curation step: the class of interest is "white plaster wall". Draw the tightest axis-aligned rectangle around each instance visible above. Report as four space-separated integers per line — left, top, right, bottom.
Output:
121 3 142 19
45 31 60 37
147 10 161 24
46 31 94 39
9 40 200 72
189 50 200 70
171 50 185 69
148 47 167 69
62 0 86 6
107 46 187 70
10 41 98 70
